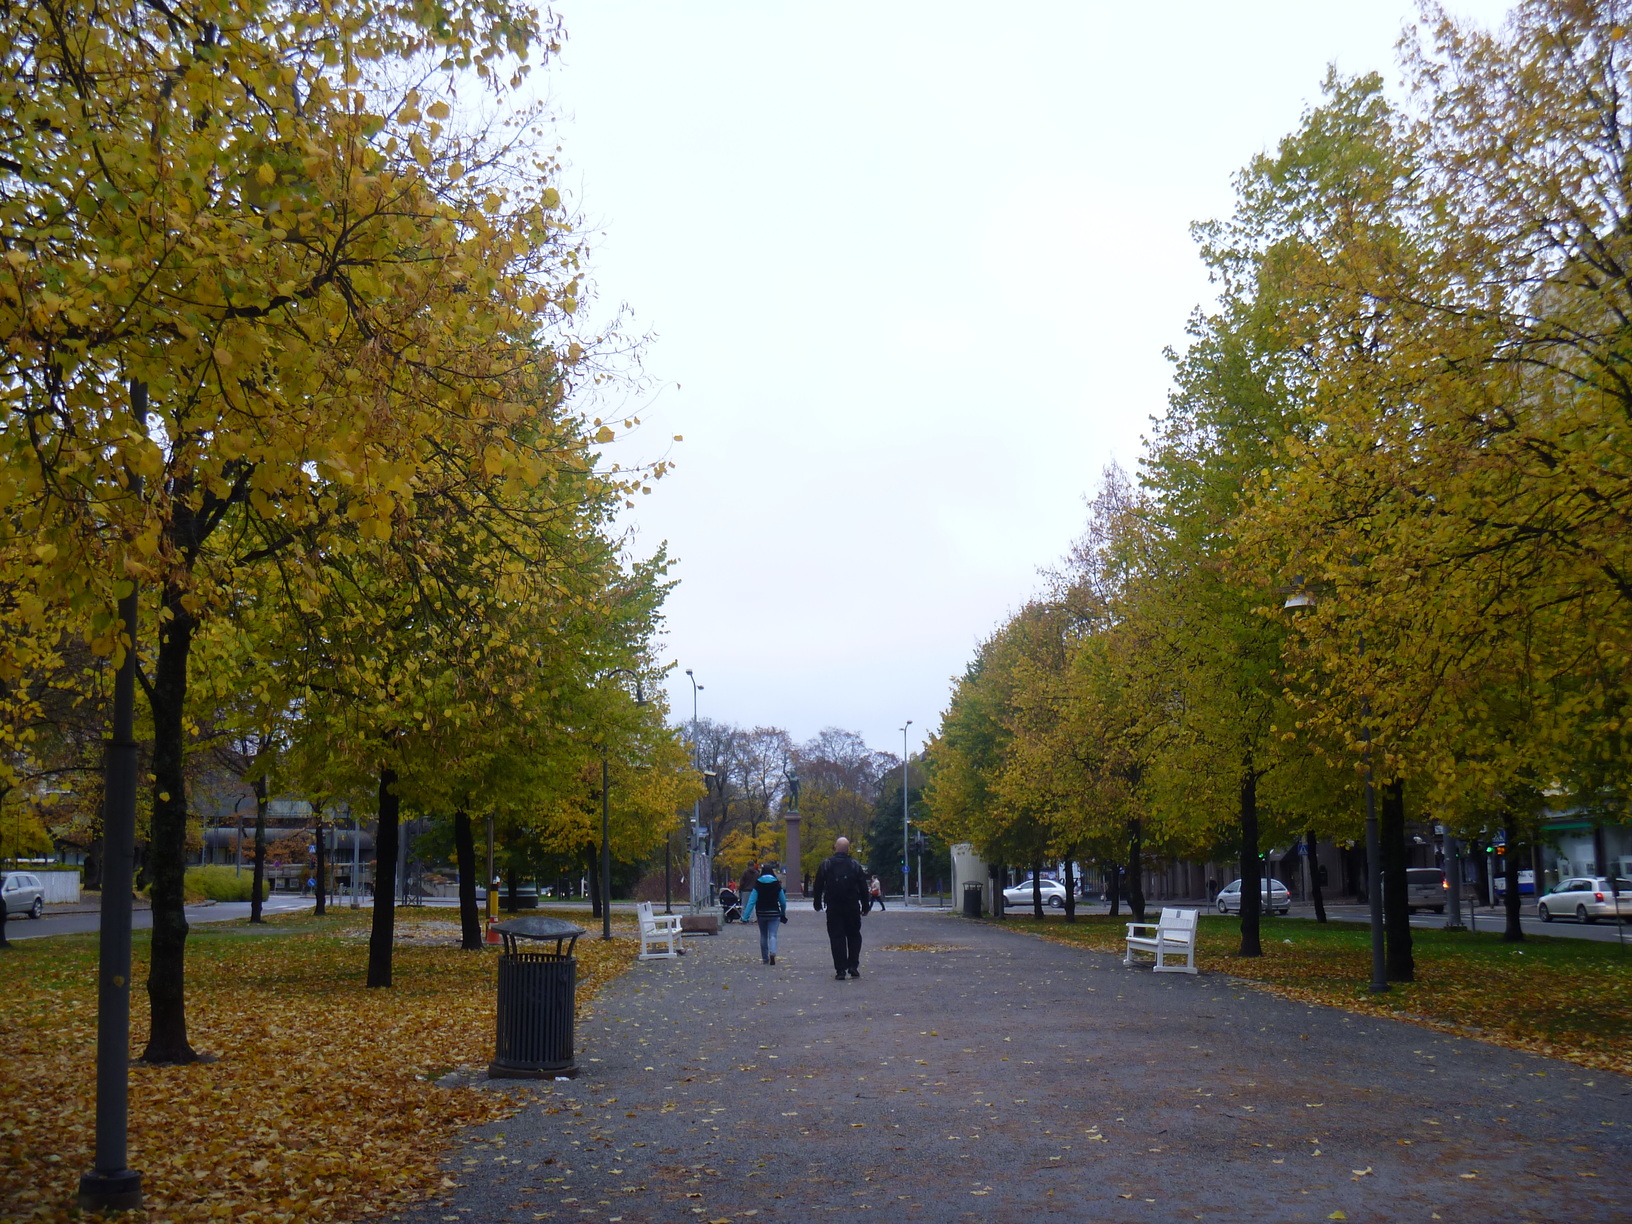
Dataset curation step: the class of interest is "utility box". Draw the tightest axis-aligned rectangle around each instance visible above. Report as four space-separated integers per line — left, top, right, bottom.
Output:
488 917 584 1079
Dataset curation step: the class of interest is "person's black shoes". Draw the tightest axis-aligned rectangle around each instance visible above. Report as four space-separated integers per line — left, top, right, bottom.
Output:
769 954 776 965
835 971 846 980
848 968 860 979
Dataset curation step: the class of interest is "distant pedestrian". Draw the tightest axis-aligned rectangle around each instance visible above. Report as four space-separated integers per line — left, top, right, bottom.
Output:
742 863 788 964
813 837 870 980
869 874 885 911
803 871 811 895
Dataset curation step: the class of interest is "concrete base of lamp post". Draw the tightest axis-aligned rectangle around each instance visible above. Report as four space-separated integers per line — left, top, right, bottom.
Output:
78 1169 143 1212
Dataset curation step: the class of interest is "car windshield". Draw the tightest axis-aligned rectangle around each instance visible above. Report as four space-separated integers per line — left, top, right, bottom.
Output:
1406 870 1442 884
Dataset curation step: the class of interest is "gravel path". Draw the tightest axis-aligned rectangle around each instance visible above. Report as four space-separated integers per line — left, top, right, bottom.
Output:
408 906 1631 1223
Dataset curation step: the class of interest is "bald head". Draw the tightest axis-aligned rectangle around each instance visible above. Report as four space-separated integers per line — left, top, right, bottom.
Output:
834 837 850 854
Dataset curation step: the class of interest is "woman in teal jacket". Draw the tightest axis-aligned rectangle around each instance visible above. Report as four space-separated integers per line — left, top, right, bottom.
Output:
742 864 788 965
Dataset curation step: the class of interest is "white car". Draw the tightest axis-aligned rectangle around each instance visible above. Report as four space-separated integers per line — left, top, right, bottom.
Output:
1536 877 1632 924
1 872 46 920
1002 879 1070 909
1404 867 1449 914
1215 878 1291 916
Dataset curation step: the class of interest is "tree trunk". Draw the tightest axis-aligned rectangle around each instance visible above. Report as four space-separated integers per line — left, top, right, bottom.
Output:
313 810 326 917
366 767 400 988
506 867 518 913
1381 778 1414 982
250 775 268 923
1306 829 1327 924
141 583 198 1065
1063 857 1076 923
454 809 482 950
1503 837 1524 942
1031 859 1045 919
1127 819 1146 924
1107 861 1121 918
1238 769 1262 958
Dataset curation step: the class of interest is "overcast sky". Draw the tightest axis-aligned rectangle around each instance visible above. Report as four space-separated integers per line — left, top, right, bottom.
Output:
548 0 1513 757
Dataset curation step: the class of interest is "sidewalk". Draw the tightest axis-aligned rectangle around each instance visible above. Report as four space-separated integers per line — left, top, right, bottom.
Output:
408 907 1629 1223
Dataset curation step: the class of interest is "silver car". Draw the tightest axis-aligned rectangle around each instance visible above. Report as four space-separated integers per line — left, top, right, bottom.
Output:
1 871 46 920
1215 877 1291 915
1002 879 1070 909
1405 867 1448 914
1536 877 1632 924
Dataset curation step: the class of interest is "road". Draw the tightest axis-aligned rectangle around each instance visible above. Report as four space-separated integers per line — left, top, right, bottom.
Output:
3 894 315 941
1288 901 1632 945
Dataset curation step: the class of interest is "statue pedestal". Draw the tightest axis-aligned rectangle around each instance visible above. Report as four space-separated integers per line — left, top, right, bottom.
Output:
784 812 803 894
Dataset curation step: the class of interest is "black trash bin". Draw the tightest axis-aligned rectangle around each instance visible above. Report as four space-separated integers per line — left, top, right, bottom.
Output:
488 916 585 1079
962 882 984 918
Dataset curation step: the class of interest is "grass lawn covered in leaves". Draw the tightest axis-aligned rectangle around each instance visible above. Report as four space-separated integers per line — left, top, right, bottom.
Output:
0 907 637 1223
996 911 1632 1077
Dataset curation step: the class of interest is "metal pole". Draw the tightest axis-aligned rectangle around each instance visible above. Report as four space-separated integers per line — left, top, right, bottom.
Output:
687 670 704 914
665 835 673 916
79 380 145 1213
484 815 495 922
1362 725 1388 993
600 751 612 940
901 721 912 907
1445 834 1464 930
351 811 361 909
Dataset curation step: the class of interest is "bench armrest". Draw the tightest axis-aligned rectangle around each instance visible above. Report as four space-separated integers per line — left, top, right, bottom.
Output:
1125 923 1158 935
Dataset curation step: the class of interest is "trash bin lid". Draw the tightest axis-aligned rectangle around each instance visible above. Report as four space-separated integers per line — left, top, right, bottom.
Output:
494 916 586 941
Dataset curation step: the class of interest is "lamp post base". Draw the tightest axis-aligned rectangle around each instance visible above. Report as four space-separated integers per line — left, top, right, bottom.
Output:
78 1168 143 1213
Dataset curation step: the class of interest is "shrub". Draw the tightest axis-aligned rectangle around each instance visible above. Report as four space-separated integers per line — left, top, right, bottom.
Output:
183 866 269 903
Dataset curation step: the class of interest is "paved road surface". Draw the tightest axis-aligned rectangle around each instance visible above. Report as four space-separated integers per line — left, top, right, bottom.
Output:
1288 902 1632 945
409 906 1630 1224
3 894 315 940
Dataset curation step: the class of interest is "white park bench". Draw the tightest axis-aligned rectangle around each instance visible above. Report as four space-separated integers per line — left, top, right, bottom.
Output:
1123 907 1199 974
635 901 685 960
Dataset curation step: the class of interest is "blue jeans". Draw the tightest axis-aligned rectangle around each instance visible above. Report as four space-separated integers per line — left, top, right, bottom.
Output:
758 917 780 961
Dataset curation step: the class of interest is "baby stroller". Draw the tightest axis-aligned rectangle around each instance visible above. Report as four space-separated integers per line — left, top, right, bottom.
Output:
718 883 743 924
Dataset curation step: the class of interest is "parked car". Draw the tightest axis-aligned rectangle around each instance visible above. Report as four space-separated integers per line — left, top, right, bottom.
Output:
1 871 46 920
1001 879 1070 909
1215 878 1291 916
1536 877 1632 924
1405 867 1448 914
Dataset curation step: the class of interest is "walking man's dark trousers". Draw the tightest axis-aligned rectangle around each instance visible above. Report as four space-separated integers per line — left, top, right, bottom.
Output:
826 905 862 975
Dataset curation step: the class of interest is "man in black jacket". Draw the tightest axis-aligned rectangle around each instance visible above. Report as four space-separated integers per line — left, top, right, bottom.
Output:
813 837 870 980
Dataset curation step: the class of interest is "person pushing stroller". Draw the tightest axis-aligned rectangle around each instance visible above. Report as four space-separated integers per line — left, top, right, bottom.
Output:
718 880 743 924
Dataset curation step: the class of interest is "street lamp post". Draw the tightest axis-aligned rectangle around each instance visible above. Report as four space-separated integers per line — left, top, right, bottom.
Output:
79 380 146 1213
599 669 647 941
686 670 709 914
233 794 251 879
900 721 913 908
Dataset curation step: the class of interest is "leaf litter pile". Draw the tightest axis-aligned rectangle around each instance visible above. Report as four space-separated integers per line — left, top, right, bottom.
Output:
998 912 1632 1077
0 909 637 1223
